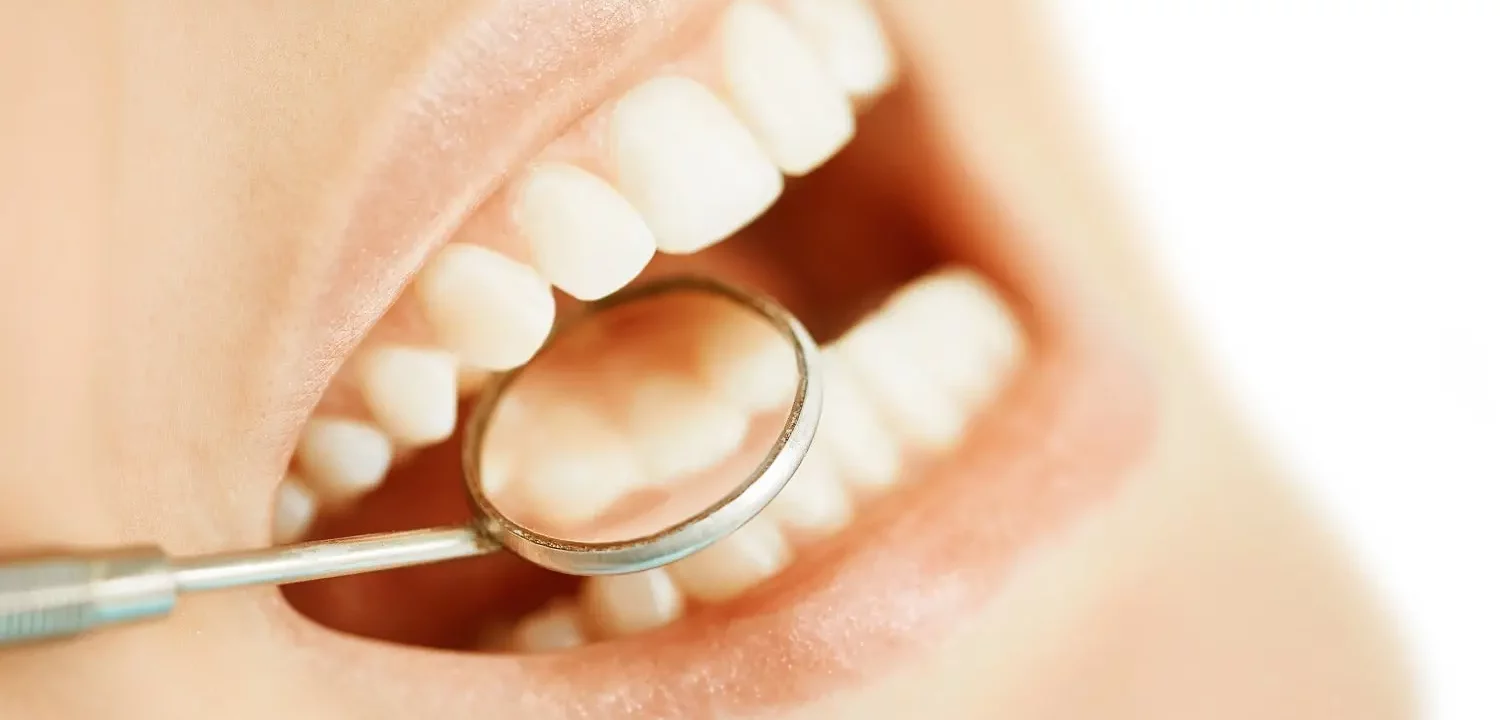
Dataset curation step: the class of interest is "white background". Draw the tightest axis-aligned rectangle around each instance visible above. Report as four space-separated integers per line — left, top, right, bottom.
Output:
1047 3 1499 718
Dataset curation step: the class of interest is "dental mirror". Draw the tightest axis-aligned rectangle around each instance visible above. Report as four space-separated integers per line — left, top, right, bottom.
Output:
0 276 821 646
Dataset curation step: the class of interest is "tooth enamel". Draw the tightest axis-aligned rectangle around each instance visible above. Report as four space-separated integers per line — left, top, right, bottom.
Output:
696 306 799 413
621 374 750 484
514 163 657 300
667 517 790 602
884 269 1022 408
294 418 393 502
356 346 459 446
413 243 556 370
765 447 852 536
786 0 897 98
818 352 902 491
508 601 588 653
579 569 685 638
612 76 783 254
721 1 855 175
272 475 318 543
833 316 968 452
517 403 648 527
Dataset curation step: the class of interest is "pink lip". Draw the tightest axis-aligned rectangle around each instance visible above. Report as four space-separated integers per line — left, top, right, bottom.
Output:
276 1 1160 717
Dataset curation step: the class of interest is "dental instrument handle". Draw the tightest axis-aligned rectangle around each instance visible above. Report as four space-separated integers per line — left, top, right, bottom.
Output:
0 524 494 647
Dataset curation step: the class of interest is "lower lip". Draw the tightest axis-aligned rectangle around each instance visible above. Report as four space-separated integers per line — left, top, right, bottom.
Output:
291 307 1156 718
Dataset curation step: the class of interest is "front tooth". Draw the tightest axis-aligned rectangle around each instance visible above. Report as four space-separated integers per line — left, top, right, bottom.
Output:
818 352 901 491
579 569 685 638
413 243 556 371
514 163 657 301
508 601 588 653
696 305 799 414
517 403 648 528
667 517 790 602
357 346 459 445
785 0 897 98
721 1 855 175
834 316 967 452
621 374 750 484
294 418 393 502
765 447 852 537
272 475 318 543
612 76 783 254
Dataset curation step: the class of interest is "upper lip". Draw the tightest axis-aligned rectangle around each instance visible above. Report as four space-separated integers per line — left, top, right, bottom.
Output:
272 1 1159 717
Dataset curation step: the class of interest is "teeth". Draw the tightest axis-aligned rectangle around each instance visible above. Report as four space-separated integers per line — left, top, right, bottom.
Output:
272 475 318 543
516 403 648 528
356 346 459 446
294 418 393 502
507 601 588 653
620 374 750 484
579 569 685 638
696 305 799 414
514 163 657 300
611 76 783 254
817 352 902 491
721 1 855 175
883 269 1022 409
667 517 790 602
764 447 852 537
413 243 556 371
833 315 968 452
786 0 897 98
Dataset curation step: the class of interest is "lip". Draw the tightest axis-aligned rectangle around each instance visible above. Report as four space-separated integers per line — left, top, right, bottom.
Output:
273 1 1159 718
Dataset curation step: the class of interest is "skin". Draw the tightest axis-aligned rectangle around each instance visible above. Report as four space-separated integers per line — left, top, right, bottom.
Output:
0 1 1414 718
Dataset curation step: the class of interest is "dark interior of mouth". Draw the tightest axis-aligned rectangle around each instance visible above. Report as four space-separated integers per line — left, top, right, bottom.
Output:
283 84 964 650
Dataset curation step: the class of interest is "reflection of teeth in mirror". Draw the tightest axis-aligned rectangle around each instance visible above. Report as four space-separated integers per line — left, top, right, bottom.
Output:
620 373 751 485
504 600 588 653
272 475 318 544
513 403 649 528
695 301 799 414
579 568 685 639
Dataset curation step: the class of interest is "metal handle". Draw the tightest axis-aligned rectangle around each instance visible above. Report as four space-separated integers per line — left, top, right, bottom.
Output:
0 525 496 647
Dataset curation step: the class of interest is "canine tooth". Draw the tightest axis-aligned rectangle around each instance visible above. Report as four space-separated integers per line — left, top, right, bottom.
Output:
580 569 685 638
509 601 588 653
722 1 855 175
272 475 318 543
514 163 656 300
696 306 798 413
667 517 789 602
294 418 393 502
818 352 901 491
414 243 555 370
612 76 783 254
786 0 897 98
765 447 852 536
834 316 967 452
357 346 459 445
885 270 1022 407
518 403 647 528
622 374 750 484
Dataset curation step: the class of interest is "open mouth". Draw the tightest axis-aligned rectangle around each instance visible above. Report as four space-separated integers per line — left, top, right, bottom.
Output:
262 0 1152 715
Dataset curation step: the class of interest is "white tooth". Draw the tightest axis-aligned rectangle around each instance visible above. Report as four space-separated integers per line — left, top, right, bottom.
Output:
514 163 657 301
272 475 318 543
509 601 588 653
414 243 556 370
357 346 459 446
696 306 798 414
786 0 897 98
667 517 790 602
621 374 750 484
518 403 648 528
818 352 901 491
580 569 685 638
722 1 855 175
765 447 852 536
884 269 1022 407
834 315 967 452
612 76 783 254
294 418 393 502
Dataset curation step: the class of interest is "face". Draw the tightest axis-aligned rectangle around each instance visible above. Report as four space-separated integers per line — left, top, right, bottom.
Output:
0 1 1412 718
